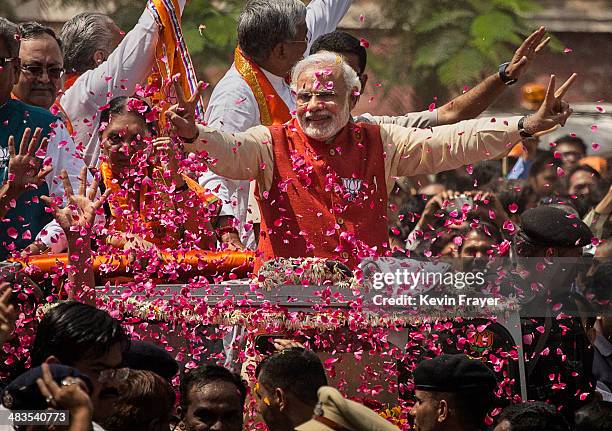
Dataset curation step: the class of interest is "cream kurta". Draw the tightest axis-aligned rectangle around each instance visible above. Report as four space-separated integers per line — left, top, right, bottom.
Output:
192 116 522 196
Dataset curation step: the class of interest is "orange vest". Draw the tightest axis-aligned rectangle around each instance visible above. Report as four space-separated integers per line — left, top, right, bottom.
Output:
234 47 291 126
254 119 390 272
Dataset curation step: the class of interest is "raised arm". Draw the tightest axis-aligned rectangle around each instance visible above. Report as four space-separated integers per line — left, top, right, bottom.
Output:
384 116 522 178
306 0 352 50
61 0 186 111
436 27 550 125
385 74 575 179
42 168 109 303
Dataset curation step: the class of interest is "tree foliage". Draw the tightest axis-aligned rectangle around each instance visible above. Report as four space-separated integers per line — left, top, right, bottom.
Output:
376 0 545 102
45 0 246 80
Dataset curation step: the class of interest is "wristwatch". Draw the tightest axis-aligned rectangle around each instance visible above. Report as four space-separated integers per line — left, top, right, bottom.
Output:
498 62 518 86
518 116 533 139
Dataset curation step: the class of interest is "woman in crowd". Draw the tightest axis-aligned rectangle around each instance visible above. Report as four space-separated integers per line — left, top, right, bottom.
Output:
97 96 219 252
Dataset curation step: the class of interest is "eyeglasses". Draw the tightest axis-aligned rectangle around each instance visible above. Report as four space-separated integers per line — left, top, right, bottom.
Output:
99 367 130 383
21 64 64 80
296 90 337 105
0 57 17 68
286 35 309 45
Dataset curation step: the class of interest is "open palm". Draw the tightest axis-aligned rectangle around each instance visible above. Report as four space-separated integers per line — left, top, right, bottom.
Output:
42 167 109 236
6 128 52 194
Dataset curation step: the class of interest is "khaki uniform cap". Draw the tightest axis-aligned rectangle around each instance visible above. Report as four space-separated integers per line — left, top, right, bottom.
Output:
295 386 400 431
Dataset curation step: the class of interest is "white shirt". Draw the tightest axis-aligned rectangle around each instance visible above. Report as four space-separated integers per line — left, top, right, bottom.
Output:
200 0 353 249
60 0 186 169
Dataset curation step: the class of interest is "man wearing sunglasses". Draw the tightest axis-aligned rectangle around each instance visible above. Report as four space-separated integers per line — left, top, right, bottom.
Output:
12 22 64 110
0 18 85 260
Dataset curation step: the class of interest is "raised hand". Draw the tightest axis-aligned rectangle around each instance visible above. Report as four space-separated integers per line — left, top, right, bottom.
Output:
5 127 52 195
36 363 93 423
166 81 206 142
273 338 305 351
505 27 550 80
417 190 460 228
523 74 576 135
41 167 109 238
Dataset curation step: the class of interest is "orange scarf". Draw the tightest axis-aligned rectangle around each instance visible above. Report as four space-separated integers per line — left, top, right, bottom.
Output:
234 47 291 126
50 100 74 136
62 73 79 92
147 0 203 120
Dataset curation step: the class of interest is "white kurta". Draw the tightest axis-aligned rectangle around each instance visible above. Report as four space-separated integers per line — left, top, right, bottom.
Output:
200 0 353 249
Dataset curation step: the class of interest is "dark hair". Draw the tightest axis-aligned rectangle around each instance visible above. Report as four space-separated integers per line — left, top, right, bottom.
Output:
538 194 580 214
568 164 602 183
0 17 20 58
180 364 247 409
529 153 563 178
18 22 63 52
435 170 474 193
493 180 534 216
310 31 367 75
31 301 129 366
471 160 502 189
100 370 175 431
431 390 495 428
255 347 327 404
585 261 612 308
237 0 306 64
574 400 612 431
497 401 570 431
464 220 503 245
393 195 427 241
60 12 115 74
555 135 587 154
99 96 156 135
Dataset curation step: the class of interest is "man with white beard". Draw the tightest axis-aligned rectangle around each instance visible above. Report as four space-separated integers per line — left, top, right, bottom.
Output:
168 51 575 272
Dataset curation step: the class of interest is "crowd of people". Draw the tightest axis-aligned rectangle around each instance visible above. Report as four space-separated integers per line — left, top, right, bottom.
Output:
0 0 611 429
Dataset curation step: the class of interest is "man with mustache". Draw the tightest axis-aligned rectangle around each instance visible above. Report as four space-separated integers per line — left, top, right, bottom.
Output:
12 22 64 110
169 52 575 271
200 0 352 251
309 28 549 128
409 354 498 431
204 22 549 251
31 301 130 425
0 19 84 259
